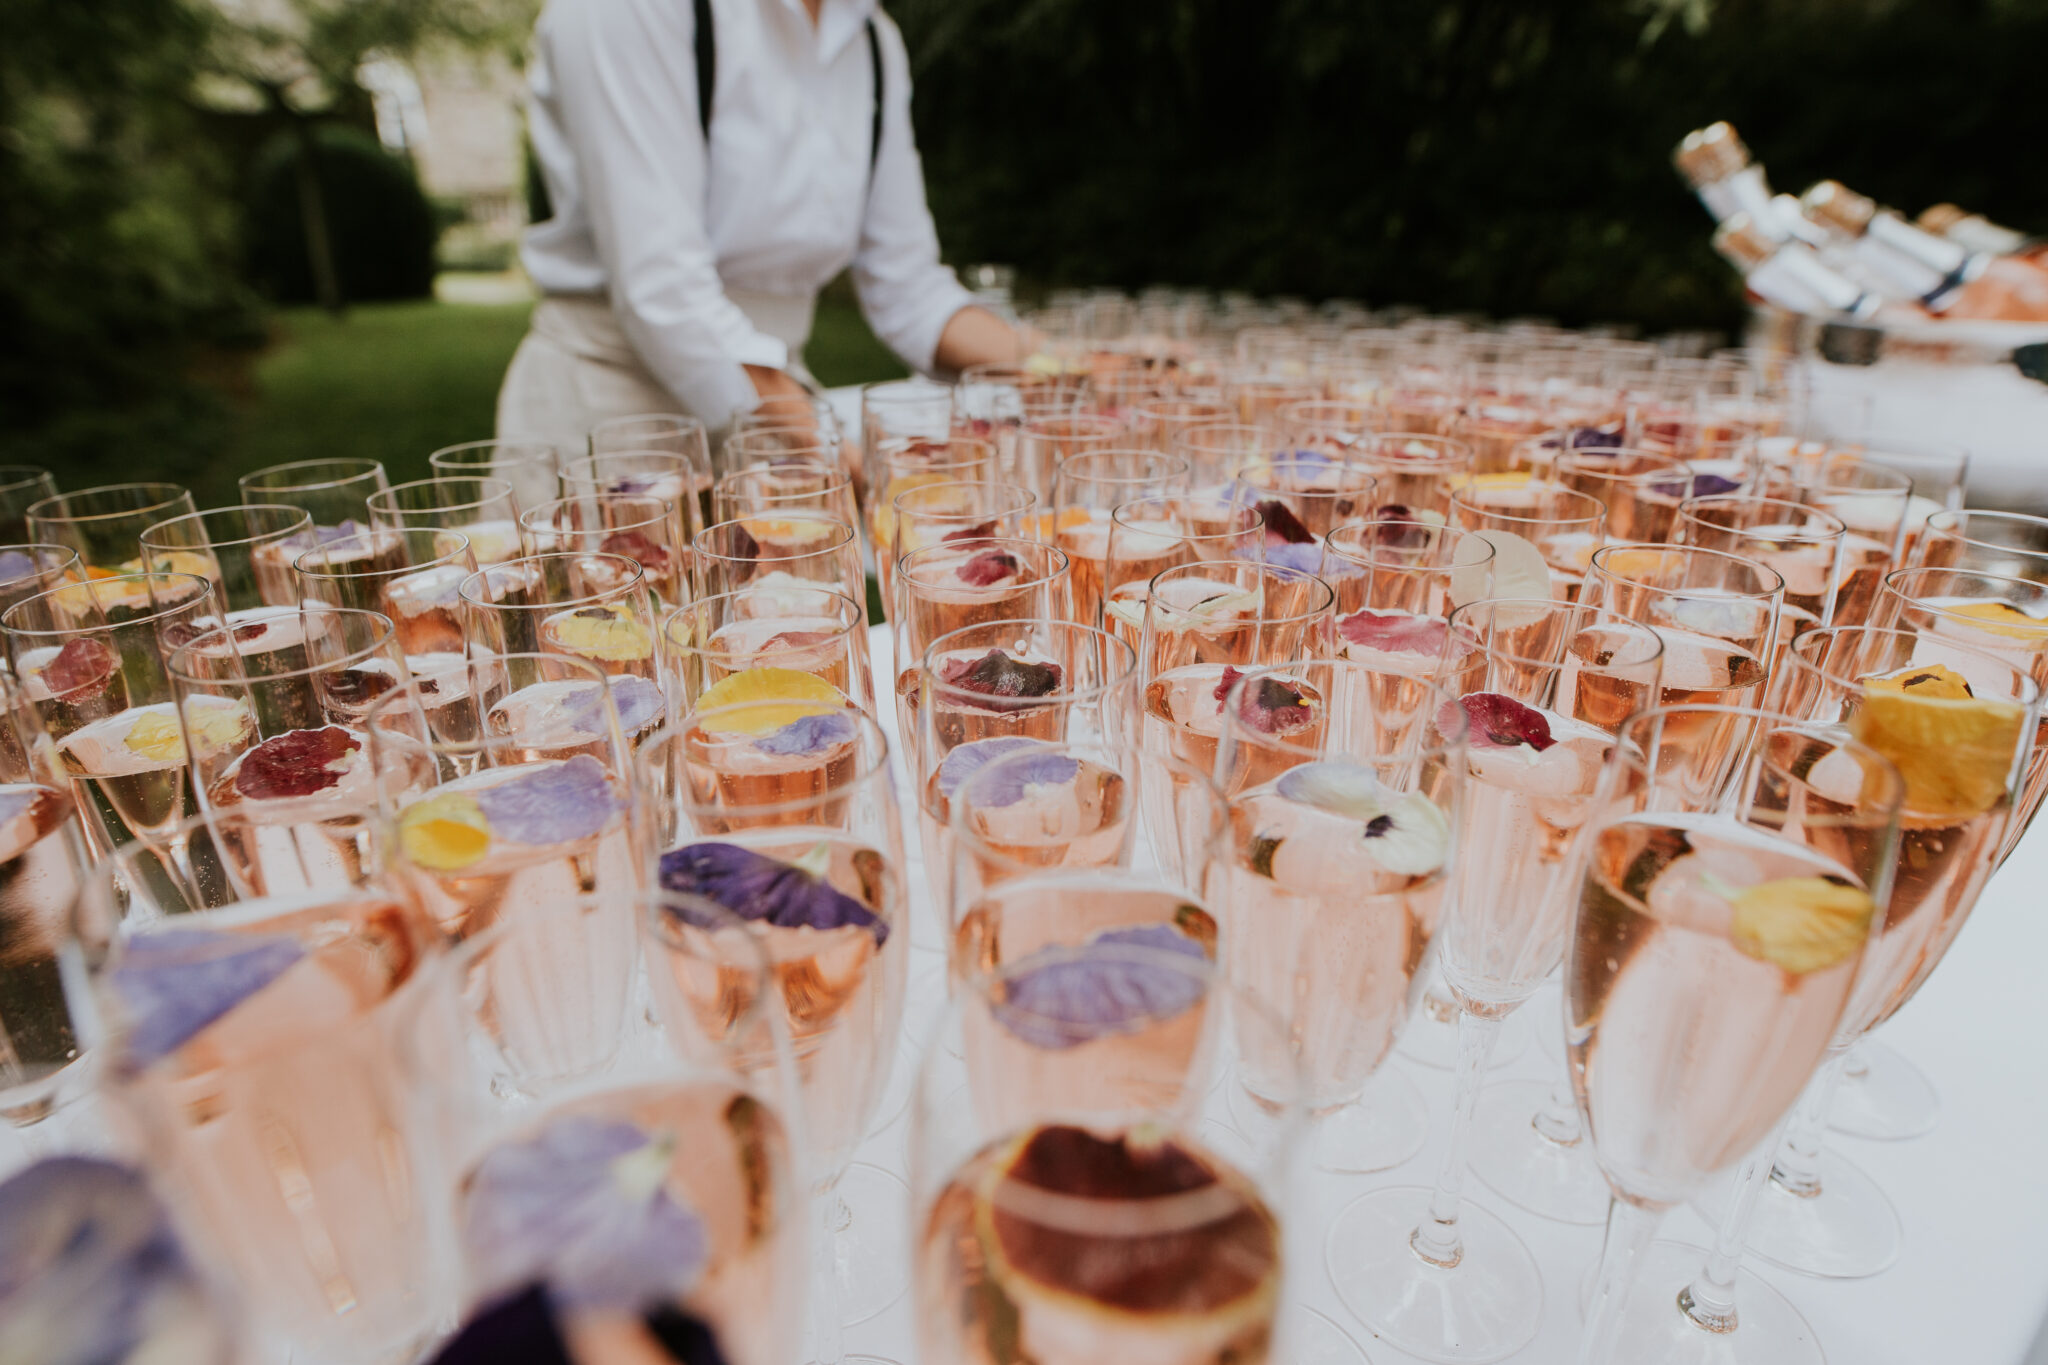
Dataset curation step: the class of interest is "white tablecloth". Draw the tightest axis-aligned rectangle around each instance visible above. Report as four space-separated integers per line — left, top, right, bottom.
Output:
848 622 2048 1365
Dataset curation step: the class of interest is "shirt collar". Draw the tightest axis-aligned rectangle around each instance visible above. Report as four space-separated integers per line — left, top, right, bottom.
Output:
777 0 878 63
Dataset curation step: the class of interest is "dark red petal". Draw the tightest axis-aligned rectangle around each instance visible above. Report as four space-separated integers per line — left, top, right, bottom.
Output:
1441 692 1555 751
235 726 362 799
956 549 1021 587
1255 500 1315 545
39 638 117 701
599 530 671 573
939 648 1062 698
760 629 837 652
942 520 999 544
1215 666 1313 733
1338 610 1449 656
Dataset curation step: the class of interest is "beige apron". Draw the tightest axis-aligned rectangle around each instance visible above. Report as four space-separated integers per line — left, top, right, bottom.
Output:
494 288 819 458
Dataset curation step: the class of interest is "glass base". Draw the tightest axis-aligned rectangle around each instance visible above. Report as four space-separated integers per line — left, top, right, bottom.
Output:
1596 1241 1823 1365
1827 1041 1939 1142
1716 1148 1902 1280
1326 1185 1543 1363
1401 1005 1528 1072
831 1163 913 1325
1468 1080 1610 1226
1226 1067 1429 1175
1297 1306 1374 1363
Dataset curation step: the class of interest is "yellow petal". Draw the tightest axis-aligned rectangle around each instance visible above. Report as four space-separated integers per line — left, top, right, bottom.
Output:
122 712 187 763
1729 876 1876 974
696 667 847 735
1947 600 2048 641
546 604 654 663
1851 673 2026 819
1862 662 1973 701
399 793 491 870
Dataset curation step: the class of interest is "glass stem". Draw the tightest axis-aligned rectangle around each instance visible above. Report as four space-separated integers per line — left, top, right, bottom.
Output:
1770 1049 1850 1199
1677 1135 1779 1333
1410 1009 1503 1268
1531 1075 1581 1146
1578 1197 1664 1365
811 1190 852 1365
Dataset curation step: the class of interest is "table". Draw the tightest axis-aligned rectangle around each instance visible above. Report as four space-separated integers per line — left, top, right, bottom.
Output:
846 623 2048 1365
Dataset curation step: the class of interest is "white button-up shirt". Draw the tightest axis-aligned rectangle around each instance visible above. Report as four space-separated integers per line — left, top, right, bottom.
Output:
522 0 975 428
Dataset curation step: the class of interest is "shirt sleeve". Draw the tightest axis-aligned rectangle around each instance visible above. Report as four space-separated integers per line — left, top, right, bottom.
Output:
849 15 978 376
537 0 780 429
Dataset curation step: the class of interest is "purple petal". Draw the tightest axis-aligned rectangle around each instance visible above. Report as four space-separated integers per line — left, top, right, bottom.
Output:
1263 541 1324 574
935 736 1051 801
755 711 857 756
658 842 888 944
993 924 1209 1049
429 1287 573 1365
957 749 1082 809
110 928 306 1068
1690 472 1745 497
461 1116 708 1313
314 519 366 544
0 789 37 828
474 756 623 846
1570 426 1626 451
0 1157 222 1365
561 677 665 738
0 550 38 586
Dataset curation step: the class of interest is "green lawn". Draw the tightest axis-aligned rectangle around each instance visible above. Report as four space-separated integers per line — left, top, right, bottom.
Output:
216 282 906 506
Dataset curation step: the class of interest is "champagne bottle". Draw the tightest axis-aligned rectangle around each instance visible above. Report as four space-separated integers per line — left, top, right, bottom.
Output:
1674 123 1788 235
1803 181 2048 321
1917 204 2042 262
1713 213 1889 319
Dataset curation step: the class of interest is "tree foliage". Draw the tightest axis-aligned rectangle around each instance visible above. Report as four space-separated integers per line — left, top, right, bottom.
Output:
892 0 2048 333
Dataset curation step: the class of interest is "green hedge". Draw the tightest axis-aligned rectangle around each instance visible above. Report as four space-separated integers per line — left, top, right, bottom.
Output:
245 124 439 305
894 0 2048 334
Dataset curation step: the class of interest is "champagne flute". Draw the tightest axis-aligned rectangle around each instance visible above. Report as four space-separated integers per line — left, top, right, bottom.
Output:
1050 450 1193 626
457 551 665 699
366 475 525 565
519 492 688 608
1797 454 1914 565
0 467 59 543
1673 494 1851 641
1573 708 1907 1365
1215 657 1466 1175
1100 495 1264 652
1354 432 1476 514
913 875 1305 1365
237 459 388 535
1913 507 2048 577
1447 478 1607 601
1325 598 1663 1363
1171 421 1280 485
1549 445 1698 543
587 412 713 534
138 504 317 620
429 435 561 514
27 483 197 576
695 513 867 621
68 805 458 1363
1321 521 1495 674
884 478 1039 610
639 705 908 1364
892 538 1071 741
663 586 875 718
1012 414 1123 502
1127 396 1233 454
713 453 862 529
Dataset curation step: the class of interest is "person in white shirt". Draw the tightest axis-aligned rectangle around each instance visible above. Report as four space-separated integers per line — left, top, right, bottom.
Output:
497 0 1021 455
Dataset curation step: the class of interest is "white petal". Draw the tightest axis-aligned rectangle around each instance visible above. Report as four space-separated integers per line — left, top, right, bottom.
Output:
1362 791 1452 876
1275 760 1393 822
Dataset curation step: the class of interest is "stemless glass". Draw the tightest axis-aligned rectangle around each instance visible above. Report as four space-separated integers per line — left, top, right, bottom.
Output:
1448 479 1607 600
368 656 643 1095
1673 494 1853 639
1729 624 2040 1283
1353 432 1476 514
912 888 1304 1365
1050 450 1193 626
884 479 1039 608
27 483 198 575
294 527 481 663
69 807 458 1364
663 585 875 719
238 459 388 534
457 551 663 695
695 513 866 617
640 704 908 1360
138 505 316 622
1325 598 1663 1364
1572 708 1906 1365
1101 496 1264 649
1322 522 1495 674
366 475 525 565
429 435 561 513
1 572 232 865
0 467 59 543
519 492 687 608
1549 446 1697 543
1215 659 1467 1175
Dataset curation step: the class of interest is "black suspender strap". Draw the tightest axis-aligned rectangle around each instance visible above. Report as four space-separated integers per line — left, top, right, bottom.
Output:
692 0 716 139
690 0 885 180
865 18 883 179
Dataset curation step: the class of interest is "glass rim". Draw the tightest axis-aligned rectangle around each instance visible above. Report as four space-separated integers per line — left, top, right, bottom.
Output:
0 542 80 576
1810 453 1915 494
1231 455 1378 496
1355 431 1477 463
1586 541 1788 600
1880 564 2048 616
518 493 673 537
1171 420 1280 451
889 478 1038 519
1608 702 1909 817
235 459 385 493
1446 479 1606 527
0 466 53 491
589 411 704 439
0 570 214 637
25 482 193 525
896 536 1071 594
1675 493 1848 544
919 617 1138 707
861 376 953 402
1919 508 2048 556
694 514 857 565
428 436 560 465
1443 597 1668 670
293 527 473 580
1221 658 1469 765
165 604 400 685
1127 396 1232 420
1781 622 2043 706
1142 560 1336 629
641 708 893 821
720 434 844 465
455 552 649 613
1824 432 1971 468
1018 413 1126 439
366 475 519 517
1323 520 1495 573
1052 448 1193 483
139 503 314 551
559 450 696 485
661 584 862 650
362 651 629 755
1108 496 1262 540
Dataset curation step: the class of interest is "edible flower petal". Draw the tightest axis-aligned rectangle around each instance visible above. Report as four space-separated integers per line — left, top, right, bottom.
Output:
474 756 623 847
1214 666 1316 734
956 748 1082 809
956 549 1021 587
754 710 857 757
935 736 1052 801
1338 609 1449 657
992 924 1209 1050
1254 500 1315 546
599 530 672 576
939 648 1063 698
548 604 654 664
235 726 360 800
37 638 117 703
460 1116 708 1313
400 792 493 870
659 841 888 943
0 549 38 586
121 713 188 764
1948 600 2048 640
1274 761 1451 875
1727 876 1876 974
1851 669 2025 819
110 927 305 1067
562 674 664 737
695 667 845 734
1441 692 1555 752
